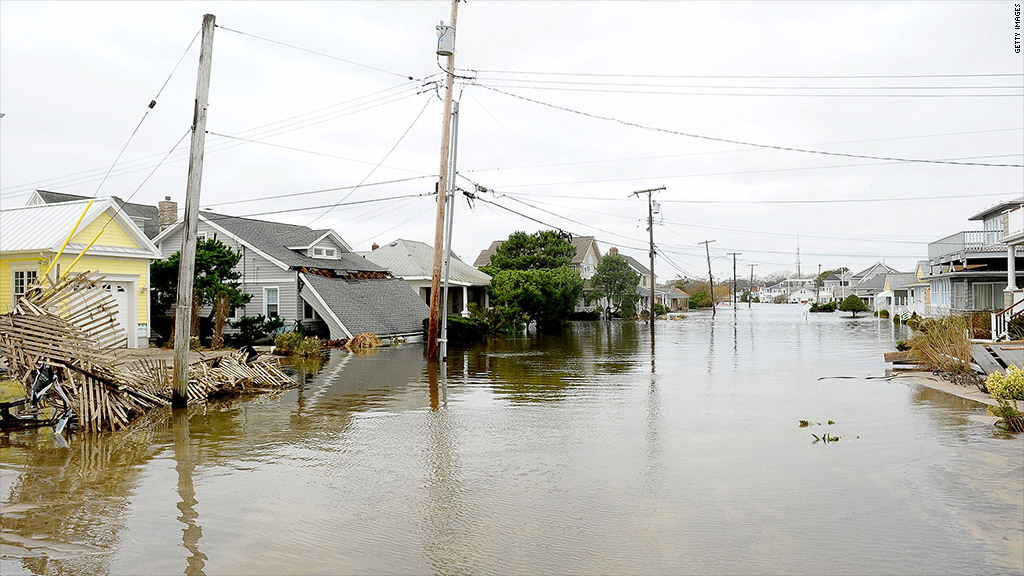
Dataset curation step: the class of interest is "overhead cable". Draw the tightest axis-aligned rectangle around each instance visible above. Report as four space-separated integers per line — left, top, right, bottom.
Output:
477 85 1024 168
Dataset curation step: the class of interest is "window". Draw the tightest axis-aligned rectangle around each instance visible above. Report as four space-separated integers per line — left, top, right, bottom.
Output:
312 247 336 258
303 301 321 320
13 270 38 304
265 287 279 317
196 231 207 242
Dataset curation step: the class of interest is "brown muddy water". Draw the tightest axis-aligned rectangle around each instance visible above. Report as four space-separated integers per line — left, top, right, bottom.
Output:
2 305 1022 575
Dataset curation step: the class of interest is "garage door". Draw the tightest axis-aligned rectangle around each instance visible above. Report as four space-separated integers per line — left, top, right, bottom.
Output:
102 282 131 348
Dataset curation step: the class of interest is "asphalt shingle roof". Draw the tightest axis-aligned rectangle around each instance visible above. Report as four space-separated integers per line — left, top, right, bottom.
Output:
303 275 429 337
472 236 599 268
201 211 383 273
359 239 490 285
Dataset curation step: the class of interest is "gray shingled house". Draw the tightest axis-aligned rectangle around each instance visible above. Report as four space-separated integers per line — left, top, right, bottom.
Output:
153 212 429 341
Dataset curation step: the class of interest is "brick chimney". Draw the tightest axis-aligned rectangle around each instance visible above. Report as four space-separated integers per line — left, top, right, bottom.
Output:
371 242 379 251
609 247 618 255
158 196 178 230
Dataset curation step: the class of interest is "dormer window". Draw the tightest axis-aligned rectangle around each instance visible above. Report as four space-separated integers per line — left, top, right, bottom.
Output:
312 247 336 258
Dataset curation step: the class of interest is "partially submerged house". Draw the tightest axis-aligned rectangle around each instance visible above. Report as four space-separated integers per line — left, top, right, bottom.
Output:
926 200 1024 315
154 212 428 341
359 238 490 317
1 198 161 347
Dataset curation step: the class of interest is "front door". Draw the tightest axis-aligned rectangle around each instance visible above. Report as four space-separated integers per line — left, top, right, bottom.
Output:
103 282 132 347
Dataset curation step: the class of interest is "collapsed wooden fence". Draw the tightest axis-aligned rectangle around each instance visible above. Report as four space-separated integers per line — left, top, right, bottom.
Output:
0 271 295 432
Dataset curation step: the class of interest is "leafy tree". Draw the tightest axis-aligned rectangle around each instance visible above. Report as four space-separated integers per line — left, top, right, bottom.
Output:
815 267 850 285
590 254 640 318
480 230 575 275
483 231 584 334
688 291 713 309
151 238 251 314
489 267 584 333
838 294 869 317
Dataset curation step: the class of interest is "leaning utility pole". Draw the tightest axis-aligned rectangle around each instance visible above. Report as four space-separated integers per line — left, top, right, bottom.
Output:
427 0 459 363
727 252 741 307
748 264 757 308
172 14 216 408
633 186 665 337
699 240 716 317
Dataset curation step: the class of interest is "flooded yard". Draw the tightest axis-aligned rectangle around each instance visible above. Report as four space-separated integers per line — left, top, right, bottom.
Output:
2 305 1022 575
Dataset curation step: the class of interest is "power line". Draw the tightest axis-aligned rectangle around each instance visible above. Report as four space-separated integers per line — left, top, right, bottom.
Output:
90 27 202 198
461 127 1024 174
471 83 1023 98
217 24 418 80
476 85 1024 168
461 69 1024 80
197 192 435 223
468 76 1024 91
206 130 432 176
500 189 1016 205
199 175 436 209
303 93 434 227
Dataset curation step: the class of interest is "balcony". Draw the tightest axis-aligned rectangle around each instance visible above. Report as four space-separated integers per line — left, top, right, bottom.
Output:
928 230 1004 260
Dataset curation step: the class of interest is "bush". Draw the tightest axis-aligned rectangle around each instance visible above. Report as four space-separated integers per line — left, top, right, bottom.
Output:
653 303 669 316
905 313 923 331
993 398 1024 432
274 331 321 357
908 315 973 376
568 310 601 321
838 295 869 317
896 340 910 351
875 309 890 319
986 366 1024 400
229 314 284 345
445 315 489 341
1008 316 1024 340
809 301 836 313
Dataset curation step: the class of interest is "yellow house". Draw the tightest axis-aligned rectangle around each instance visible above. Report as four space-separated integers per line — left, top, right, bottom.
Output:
0 198 161 347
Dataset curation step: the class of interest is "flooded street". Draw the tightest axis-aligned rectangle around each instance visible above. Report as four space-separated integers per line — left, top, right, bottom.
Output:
2 305 1022 575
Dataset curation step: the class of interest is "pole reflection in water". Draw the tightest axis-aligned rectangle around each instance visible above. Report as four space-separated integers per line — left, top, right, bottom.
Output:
172 408 206 576
422 362 465 574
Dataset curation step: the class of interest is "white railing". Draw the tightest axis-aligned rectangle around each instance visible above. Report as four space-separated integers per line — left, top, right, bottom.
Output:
991 291 1024 341
928 230 1005 259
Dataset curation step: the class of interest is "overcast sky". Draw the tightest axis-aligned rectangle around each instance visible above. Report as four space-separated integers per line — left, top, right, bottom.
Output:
2 1 1022 282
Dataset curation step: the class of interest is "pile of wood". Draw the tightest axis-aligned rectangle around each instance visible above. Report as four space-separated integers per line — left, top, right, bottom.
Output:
0 271 295 432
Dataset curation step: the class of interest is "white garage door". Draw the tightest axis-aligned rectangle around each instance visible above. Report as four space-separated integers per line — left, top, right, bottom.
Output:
102 282 131 348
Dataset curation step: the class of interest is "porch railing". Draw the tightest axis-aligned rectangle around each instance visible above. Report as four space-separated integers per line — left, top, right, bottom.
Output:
991 290 1024 341
928 230 1004 259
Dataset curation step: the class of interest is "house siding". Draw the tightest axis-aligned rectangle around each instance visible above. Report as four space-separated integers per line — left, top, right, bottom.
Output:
72 214 138 248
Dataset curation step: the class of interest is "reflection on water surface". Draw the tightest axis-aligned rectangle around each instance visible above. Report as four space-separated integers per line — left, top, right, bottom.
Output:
1 306 1022 575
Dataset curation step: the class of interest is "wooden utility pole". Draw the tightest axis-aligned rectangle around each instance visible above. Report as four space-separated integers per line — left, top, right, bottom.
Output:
427 0 459 362
817 263 822 304
632 186 664 337
699 240 716 317
727 252 741 307
748 264 757 308
172 14 216 408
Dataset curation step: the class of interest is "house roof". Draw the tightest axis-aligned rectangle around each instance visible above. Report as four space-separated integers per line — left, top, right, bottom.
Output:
851 273 887 294
851 262 900 281
883 272 919 291
157 211 381 273
472 235 600 268
620 254 651 277
0 198 159 258
969 200 1024 222
31 190 162 239
300 274 429 338
358 239 490 286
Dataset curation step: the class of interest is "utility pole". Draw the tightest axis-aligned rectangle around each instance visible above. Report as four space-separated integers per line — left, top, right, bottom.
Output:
699 240 716 317
817 263 822 304
439 101 461 362
427 0 459 362
727 252 741 308
632 186 665 337
748 264 757 309
172 14 215 408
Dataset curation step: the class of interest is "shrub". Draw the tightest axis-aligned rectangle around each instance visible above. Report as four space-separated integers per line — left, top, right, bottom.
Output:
896 340 910 351
1009 316 1024 340
809 301 837 313
905 312 923 331
875 309 890 319
993 398 1024 432
908 315 973 375
445 315 489 341
274 331 321 357
986 366 1024 400
229 314 284 345
838 295 869 317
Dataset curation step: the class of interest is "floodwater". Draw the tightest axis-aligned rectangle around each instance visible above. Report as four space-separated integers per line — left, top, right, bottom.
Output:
2 305 1022 575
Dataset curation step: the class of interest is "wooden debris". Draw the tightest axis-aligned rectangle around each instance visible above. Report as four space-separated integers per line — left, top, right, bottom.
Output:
0 271 296 433
346 332 382 350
